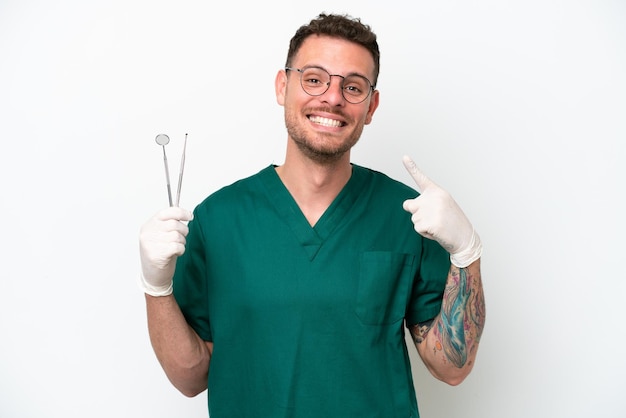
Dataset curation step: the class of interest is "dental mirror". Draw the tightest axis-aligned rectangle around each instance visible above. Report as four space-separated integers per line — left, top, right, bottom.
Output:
155 134 173 206
155 133 170 146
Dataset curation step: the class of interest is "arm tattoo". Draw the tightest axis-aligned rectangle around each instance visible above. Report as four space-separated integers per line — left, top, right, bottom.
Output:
412 319 434 344
412 266 486 368
438 267 485 368
438 267 471 367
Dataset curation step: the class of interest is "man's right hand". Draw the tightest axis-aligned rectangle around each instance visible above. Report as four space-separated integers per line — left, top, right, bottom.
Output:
139 207 194 296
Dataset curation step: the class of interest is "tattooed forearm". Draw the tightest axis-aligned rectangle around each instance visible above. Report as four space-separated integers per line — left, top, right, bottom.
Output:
414 265 486 370
438 267 471 367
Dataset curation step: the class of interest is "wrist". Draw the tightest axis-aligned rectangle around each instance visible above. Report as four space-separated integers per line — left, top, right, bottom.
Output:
450 229 483 268
138 272 173 297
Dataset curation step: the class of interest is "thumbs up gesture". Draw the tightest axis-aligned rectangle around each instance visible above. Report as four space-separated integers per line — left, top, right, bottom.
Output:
402 155 482 268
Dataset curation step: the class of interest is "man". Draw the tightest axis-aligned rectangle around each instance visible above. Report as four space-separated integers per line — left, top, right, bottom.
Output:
139 13 485 418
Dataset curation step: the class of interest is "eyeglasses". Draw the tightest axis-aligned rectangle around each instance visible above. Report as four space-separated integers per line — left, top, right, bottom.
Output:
285 66 375 104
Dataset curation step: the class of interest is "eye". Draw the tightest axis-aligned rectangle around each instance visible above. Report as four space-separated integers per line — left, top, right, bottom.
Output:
343 76 369 96
344 84 363 94
301 68 329 89
305 77 323 86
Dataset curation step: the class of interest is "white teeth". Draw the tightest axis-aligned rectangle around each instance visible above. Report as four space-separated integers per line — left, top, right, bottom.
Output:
309 115 342 127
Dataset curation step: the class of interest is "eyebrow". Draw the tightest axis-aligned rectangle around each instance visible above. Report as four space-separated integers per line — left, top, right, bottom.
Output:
300 64 372 81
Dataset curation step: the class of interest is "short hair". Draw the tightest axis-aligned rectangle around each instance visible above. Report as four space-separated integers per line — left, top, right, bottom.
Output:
285 13 380 86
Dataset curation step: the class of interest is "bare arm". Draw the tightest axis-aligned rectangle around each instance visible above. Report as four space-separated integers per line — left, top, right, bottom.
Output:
410 258 485 385
139 207 212 396
145 294 213 397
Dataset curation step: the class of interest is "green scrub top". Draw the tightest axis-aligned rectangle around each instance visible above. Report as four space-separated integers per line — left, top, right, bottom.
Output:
173 164 450 418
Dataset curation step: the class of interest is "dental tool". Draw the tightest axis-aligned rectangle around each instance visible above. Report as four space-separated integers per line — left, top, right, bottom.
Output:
155 134 173 207
154 133 188 207
175 133 188 207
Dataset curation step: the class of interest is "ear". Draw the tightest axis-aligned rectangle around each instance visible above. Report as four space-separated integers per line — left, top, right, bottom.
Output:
364 89 380 125
275 69 288 106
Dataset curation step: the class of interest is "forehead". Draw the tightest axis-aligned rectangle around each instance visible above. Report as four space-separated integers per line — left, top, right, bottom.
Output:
293 35 375 78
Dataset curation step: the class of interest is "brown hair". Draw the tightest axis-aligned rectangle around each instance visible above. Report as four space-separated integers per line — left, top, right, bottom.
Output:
285 13 380 86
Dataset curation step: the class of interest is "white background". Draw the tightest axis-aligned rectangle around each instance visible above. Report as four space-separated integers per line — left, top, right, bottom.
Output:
1 0 624 417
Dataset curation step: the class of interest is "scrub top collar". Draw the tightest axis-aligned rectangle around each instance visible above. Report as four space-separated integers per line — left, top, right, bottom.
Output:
259 164 367 260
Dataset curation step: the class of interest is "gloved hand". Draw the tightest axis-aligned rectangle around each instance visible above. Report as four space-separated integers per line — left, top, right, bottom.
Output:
402 155 482 268
139 206 194 296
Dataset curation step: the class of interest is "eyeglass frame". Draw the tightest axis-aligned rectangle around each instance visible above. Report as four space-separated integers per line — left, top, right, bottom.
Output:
284 66 376 104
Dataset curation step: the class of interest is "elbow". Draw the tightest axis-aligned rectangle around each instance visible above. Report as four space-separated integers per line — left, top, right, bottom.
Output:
178 384 206 398
168 369 208 398
430 363 473 387
439 372 468 387
163 358 210 398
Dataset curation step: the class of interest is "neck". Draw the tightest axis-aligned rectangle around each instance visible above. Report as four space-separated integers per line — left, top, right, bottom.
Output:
275 148 352 226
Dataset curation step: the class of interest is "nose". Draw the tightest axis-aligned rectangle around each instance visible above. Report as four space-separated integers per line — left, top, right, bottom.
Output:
321 75 346 105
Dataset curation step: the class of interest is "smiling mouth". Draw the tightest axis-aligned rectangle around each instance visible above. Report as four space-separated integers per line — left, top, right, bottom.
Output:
308 115 345 128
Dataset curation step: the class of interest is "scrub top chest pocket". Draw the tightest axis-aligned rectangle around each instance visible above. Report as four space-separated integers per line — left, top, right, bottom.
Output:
355 251 417 326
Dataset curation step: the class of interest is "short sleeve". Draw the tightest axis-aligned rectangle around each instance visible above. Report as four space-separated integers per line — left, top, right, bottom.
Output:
172 211 213 341
405 237 450 326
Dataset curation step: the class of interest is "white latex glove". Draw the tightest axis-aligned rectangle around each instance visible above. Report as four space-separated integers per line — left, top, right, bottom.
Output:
139 206 194 296
402 155 482 268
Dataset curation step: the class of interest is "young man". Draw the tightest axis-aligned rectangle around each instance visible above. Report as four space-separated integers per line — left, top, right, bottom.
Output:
139 13 485 418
